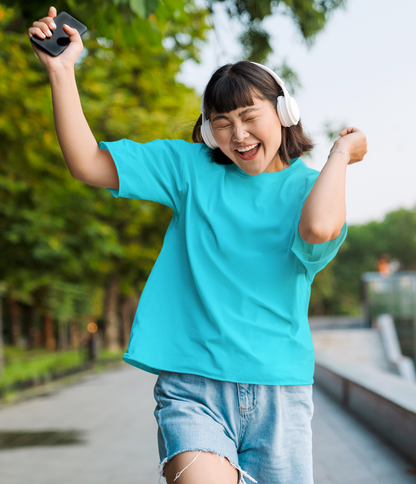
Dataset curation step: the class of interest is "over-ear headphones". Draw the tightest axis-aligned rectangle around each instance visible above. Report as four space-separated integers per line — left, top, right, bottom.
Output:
200 62 300 150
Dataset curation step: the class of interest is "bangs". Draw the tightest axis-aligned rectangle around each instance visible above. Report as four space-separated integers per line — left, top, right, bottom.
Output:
204 70 258 117
193 61 314 165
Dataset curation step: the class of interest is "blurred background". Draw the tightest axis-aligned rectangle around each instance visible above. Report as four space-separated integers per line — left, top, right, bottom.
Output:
1 1 416 483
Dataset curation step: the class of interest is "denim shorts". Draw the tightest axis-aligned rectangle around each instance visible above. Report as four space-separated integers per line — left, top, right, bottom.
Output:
153 371 314 484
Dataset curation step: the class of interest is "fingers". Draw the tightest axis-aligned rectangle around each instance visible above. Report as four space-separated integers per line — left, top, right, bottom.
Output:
62 24 80 37
28 7 57 39
339 127 359 136
29 21 54 38
48 6 57 19
333 127 367 163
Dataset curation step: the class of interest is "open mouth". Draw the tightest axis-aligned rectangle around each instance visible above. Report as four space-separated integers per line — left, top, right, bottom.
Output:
235 143 261 161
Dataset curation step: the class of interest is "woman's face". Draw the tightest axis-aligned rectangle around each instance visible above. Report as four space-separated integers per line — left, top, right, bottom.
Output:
210 95 285 176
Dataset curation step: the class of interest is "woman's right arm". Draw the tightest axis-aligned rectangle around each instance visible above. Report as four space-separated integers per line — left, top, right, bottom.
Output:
28 6 119 189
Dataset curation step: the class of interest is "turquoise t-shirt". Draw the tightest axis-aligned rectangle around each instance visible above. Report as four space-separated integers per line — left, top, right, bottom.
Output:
99 138 347 385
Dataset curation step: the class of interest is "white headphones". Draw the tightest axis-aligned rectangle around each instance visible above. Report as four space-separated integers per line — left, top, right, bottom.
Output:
200 62 300 150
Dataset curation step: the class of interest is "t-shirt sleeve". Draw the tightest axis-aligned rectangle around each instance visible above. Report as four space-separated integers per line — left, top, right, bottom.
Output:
99 138 188 212
291 184 348 282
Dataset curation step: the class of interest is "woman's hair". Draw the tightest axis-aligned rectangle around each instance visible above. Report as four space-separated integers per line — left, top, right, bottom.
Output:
192 61 314 166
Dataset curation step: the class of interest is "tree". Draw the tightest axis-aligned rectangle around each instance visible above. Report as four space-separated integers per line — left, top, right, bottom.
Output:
2 0 347 65
0 3 206 350
309 206 416 316
219 0 346 62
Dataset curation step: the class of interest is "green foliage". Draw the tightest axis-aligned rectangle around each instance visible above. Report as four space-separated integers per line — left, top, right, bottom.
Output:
45 282 95 321
0 346 84 389
216 0 346 62
1 0 347 65
0 3 205 313
310 206 416 316
240 23 272 63
281 0 346 45
0 345 125 394
0 0 208 61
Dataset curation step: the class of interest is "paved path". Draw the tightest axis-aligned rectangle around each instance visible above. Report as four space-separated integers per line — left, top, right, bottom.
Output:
311 385 416 484
0 365 415 484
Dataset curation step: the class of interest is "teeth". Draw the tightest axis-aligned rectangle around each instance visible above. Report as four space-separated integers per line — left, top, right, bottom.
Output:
237 143 258 153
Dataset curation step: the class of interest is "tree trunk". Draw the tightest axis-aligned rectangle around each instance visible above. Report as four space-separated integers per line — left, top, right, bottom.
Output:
27 303 38 350
43 315 56 350
70 321 81 350
8 296 22 347
28 289 43 349
57 319 68 351
104 274 120 352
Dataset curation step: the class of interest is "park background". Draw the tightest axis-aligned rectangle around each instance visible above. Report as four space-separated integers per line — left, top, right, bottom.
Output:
1 0 416 395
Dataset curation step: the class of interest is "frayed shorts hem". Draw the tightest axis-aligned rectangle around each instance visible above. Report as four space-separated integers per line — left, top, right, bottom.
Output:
157 448 257 484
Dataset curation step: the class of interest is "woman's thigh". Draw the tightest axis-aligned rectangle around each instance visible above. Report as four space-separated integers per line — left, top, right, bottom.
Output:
163 450 239 484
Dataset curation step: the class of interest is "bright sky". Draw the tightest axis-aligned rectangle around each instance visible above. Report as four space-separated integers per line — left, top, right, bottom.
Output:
177 0 416 225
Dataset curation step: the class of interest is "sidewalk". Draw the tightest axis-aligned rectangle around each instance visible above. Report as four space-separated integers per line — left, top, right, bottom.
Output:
312 383 416 484
0 365 159 484
0 365 415 484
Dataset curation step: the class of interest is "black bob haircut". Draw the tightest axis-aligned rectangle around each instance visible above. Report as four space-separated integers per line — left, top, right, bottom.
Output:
192 61 314 166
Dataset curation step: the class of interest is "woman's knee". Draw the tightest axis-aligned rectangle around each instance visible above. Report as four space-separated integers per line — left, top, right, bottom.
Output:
163 450 239 484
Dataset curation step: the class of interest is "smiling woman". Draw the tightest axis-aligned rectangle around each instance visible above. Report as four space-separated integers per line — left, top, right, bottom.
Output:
27 4 366 477
212 98 284 174
192 61 314 168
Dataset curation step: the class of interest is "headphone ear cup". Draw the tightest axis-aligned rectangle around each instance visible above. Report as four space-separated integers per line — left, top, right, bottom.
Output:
287 96 300 125
277 95 300 127
201 119 218 149
277 96 290 127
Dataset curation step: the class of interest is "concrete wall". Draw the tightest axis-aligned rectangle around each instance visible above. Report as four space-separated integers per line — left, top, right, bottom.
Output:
314 358 416 466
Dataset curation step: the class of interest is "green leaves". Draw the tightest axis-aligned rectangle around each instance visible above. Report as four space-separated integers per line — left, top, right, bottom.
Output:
281 0 346 45
222 0 347 67
130 0 146 17
2 0 347 66
129 0 158 17
0 2 203 317
240 24 272 63
310 206 416 316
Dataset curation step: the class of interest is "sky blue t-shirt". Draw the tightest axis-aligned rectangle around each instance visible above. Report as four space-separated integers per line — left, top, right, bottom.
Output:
99 138 347 385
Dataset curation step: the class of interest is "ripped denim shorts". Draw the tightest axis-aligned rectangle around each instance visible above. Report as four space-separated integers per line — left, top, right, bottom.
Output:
153 371 314 484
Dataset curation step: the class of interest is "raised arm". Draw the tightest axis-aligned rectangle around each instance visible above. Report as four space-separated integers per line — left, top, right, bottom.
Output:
28 6 119 189
299 127 367 244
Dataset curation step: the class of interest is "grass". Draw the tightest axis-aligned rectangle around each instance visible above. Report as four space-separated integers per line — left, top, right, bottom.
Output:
0 345 125 395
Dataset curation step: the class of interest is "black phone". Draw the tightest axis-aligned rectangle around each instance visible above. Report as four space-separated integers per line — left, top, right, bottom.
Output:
30 11 87 57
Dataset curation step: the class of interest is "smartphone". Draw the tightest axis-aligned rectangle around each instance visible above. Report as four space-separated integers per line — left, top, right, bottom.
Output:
30 11 87 57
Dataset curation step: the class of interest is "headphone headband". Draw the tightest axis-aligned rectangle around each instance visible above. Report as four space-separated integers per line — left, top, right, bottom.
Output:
200 61 300 149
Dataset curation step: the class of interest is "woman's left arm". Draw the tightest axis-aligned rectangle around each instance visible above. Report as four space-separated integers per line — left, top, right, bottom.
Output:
299 127 368 244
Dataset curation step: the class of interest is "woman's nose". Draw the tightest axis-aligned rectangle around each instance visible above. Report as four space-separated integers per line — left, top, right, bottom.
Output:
232 125 249 142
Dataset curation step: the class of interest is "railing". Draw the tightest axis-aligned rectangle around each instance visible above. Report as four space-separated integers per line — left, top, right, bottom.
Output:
376 313 416 382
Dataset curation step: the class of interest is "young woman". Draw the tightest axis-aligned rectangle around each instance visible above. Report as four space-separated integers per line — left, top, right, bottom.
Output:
29 7 367 484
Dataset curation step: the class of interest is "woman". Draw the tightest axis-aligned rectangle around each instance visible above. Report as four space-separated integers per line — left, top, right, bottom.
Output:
28 7 367 483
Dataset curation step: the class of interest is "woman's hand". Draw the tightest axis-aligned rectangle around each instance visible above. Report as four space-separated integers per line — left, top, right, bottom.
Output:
331 127 367 165
28 6 84 73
